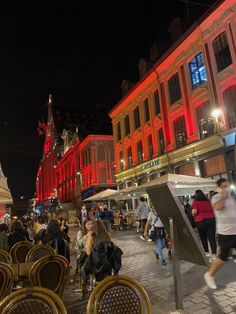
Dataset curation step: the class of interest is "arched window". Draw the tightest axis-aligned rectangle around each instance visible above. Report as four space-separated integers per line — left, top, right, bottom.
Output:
223 85 236 129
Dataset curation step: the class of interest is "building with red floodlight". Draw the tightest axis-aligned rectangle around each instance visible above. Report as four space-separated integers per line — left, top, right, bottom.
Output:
109 0 236 190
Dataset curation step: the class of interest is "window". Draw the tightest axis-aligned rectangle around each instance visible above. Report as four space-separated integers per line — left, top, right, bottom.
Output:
117 122 121 141
189 52 207 89
158 128 165 155
223 85 236 129
174 116 187 148
213 31 232 72
134 106 141 129
144 98 150 122
148 134 154 159
196 102 214 139
127 146 132 169
137 140 143 163
124 115 130 135
168 73 181 104
119 151 124 171
154 90 161 115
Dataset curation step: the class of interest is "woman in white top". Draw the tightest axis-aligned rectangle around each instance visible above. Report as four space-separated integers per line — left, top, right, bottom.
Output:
144 207 166 265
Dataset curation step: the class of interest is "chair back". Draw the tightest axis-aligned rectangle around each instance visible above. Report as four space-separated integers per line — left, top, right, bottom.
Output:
0 286 67 314
126 216 133 225
86 275 152 314
0 249 13 264
25 245 55 262
114 217 121 225
0 262 14 301
29 255 70 297
10 241 34 263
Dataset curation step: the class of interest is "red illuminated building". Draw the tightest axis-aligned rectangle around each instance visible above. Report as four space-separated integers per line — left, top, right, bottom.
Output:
109 0 236 189
36 98 115 217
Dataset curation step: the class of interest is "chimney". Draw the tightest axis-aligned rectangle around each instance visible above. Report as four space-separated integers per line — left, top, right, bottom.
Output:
168 17 182 43
149 42 162 63
121 80 134 97
138 58 153 79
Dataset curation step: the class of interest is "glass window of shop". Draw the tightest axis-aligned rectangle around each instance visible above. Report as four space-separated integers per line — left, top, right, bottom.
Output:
148 134 154 159
223 85 236 129
137 140 143 164
134 106 141 129
213 31 232 73
202 155 226 177
154 90 161 115
144 98 150 122
189 52 207 89
117 122 121 141
124 115 130 136
127 146 132 169
196 102 214 139
168 73 182 104
173 116 187 148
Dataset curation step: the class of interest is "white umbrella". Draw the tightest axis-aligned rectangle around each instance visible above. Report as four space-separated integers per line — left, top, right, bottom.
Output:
0 164 13 205
83 188 117 201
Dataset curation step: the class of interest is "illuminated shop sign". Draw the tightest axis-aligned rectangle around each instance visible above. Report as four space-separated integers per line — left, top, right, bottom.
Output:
141 159 161 170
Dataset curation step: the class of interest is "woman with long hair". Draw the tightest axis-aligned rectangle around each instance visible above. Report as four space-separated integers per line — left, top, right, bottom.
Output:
73 219 94 259
41 219 70 262
86 219 111 255
8 220 30 249
192 189 217 260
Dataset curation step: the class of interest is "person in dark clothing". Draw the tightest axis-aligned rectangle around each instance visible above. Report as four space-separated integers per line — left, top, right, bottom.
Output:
0 223 9 251
99 205 114 232
184 197 196 228
41 219 70 262
82 240 123 283
8 221 30 249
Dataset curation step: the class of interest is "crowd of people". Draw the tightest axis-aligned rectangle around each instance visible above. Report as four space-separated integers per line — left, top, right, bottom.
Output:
1 177 235 292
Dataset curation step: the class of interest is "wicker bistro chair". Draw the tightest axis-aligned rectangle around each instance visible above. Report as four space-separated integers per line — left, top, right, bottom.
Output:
0 286 67 314
29 255 70 297
0 249 13 264
25 245 55 262
10 241 34 263
0 262 14 301
86 275 152 314
113 217 121 231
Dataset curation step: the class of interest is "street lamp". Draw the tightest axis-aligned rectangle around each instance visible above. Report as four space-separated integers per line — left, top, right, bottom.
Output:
211 108 222 134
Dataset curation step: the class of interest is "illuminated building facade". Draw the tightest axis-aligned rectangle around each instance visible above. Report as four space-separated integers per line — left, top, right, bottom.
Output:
36 97 115 216
109 0 236 190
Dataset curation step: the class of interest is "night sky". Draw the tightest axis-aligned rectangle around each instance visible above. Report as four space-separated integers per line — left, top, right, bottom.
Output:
0 0 217 199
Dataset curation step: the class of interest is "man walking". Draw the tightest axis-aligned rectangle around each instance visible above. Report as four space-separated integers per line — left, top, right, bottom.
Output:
204 178 236 289
136 197 151 240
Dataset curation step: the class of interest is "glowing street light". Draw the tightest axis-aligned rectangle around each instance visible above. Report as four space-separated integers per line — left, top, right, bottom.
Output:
211 108 222 120
211 108 222 134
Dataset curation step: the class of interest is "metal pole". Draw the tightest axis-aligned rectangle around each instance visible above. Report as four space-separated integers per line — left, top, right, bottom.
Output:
169 217 183 310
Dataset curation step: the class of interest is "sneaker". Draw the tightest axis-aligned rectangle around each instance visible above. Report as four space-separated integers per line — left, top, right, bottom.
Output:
139 235 145 241
210 254 216 261
155 253 159 260
147 238 152 242
205 252 210 258
204 272 217 289
161 259 167 266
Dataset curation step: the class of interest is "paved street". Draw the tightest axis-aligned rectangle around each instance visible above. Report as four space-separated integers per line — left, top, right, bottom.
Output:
64 228 236 314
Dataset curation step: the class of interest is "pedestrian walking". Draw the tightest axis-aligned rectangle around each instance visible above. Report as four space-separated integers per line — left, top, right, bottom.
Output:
204 178 236 289
144 207 167 265
136 197 151 241
192 189 217 261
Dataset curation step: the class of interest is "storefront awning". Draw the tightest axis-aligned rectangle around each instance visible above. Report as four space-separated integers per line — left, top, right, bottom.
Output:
105 174 216 200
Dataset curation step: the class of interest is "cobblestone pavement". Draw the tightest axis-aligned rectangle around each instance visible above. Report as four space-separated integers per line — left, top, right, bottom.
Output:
63 228 236 314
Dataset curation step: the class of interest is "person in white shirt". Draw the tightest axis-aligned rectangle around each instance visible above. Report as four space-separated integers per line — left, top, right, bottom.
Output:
204 178 236 289
144 207 166 265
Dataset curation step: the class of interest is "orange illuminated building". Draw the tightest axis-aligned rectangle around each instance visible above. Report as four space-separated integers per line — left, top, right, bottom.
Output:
109 0 236 189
